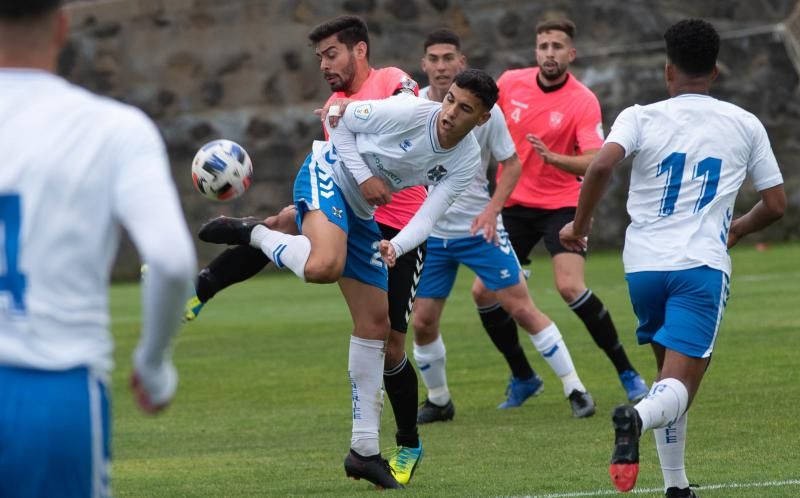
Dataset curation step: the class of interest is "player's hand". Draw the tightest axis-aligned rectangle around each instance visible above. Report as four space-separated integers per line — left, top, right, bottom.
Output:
526 134 554 164
130 356 177 415
359 177 392 206
379 240 397 268
470 207 499 244
315 98 353 128
559 221 589 253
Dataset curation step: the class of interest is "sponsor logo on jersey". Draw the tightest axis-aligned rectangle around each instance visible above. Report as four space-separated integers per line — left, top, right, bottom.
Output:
371 153 402 185
426 164 447 182
549 111 564 129
354 104 372 120
399 139 412 152
500 269 511 279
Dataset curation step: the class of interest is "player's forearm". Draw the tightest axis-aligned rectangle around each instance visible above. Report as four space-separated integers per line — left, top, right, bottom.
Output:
730 184 785 240
573 145 622 234
548 150 597 176
326 118 373 184
488 154 522 214
391 184 455 256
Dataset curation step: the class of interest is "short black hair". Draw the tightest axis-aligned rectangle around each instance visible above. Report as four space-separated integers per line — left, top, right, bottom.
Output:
308 15 370 58
664 19 720 76
453 68 498 110
0 0 61 20
535 19 576 39
424 28 461 52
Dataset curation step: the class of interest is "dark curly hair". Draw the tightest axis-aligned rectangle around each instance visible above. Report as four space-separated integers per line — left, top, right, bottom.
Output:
664 19 720 76
308 15 370 59
424 28 461 51
454 68 498 110
0 0 61 19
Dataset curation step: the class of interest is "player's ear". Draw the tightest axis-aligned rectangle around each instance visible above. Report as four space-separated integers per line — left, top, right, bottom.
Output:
476 108 492 127
709 64 719 82
354 40 368 60
568 46 576 63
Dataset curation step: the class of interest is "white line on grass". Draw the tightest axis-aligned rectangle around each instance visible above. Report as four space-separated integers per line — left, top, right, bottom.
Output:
510 479 800 498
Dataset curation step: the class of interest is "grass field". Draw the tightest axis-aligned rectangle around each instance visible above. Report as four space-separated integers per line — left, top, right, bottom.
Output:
109 243 799 497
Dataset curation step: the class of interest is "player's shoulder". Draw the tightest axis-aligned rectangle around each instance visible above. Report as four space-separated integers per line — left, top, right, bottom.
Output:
565 73 600 101
374 66 418 94
57 78 160 137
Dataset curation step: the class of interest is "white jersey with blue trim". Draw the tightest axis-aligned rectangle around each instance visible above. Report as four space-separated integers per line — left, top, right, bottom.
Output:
606 94 783 275
419 86 516 239
325 93 482 256
0 70 195 376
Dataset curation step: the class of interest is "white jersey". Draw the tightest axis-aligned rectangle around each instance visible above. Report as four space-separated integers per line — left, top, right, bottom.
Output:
0 70 195 377
606 94 783 275
326 93 482 256
419 86 516 239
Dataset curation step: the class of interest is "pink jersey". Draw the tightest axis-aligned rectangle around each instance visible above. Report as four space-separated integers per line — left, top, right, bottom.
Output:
324 67 426 229
496 67 604 209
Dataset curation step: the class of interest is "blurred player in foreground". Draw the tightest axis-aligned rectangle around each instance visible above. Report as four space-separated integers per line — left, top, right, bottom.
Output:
0 1 196 496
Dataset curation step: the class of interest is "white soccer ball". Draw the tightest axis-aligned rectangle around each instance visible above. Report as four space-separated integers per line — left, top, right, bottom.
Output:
191 139 253 201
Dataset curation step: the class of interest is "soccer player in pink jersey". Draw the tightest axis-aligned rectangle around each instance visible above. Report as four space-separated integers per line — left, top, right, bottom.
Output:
474 19 649 402
185 16 425 485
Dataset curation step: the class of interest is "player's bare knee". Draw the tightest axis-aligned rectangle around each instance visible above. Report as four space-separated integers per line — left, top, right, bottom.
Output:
303 258 342 283
556 284 584 303
471 280 494 306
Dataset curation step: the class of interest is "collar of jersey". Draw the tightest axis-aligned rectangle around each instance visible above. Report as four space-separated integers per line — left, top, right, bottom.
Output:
427 108 452 154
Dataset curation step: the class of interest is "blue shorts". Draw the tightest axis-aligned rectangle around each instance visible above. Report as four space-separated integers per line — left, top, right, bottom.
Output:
417 231 521 298
293 152 387 291
0 365 111 498
626 266 730 358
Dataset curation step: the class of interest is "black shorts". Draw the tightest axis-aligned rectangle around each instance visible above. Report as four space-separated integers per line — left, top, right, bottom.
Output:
379 223 426 333
501 206 585 265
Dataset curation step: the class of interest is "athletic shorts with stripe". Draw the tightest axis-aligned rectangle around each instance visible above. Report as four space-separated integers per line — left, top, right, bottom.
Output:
417 230 522 299
379 223 426 333
0 365 111 498
293 152 388 291
626 266 730 358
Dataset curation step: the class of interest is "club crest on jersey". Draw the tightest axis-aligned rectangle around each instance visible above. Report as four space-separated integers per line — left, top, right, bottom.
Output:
399 139 412 152
354 104 372 120
549 111 564 129
331 206 343 219
426 164 447 182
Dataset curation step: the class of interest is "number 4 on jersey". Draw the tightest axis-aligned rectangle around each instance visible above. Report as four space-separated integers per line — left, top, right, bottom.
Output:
657 153 721 217
0 194 27 312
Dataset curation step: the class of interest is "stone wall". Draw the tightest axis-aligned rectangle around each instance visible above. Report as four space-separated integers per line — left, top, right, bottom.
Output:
62 0 799 275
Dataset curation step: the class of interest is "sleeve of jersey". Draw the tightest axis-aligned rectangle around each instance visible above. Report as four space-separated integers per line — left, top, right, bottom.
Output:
111 111 196 382
385 67 420 96
487 105 517 161
389 147 480 256
327 94 419 184
747 119 784 191
604 106 641 158
575 93 605 152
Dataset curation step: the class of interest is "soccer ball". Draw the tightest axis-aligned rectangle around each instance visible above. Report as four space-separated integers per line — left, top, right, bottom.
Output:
191 139 253 201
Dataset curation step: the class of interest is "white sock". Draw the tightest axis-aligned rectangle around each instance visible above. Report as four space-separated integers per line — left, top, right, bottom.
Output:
655 411 690 491
413 335 450 406
250 225 310 281
348 336 385 457
634 378 689 432
529 322 585 396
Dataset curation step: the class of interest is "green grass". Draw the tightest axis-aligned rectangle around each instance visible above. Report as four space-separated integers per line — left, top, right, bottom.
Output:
109 243 800 497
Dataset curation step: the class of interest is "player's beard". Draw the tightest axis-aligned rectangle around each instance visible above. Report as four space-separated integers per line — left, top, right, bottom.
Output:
327 54 357 92
539 60 568 82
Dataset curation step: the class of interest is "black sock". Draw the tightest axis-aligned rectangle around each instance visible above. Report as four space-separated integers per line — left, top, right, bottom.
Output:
195 245 270 302
383 354 420 448
478 303 535 380
570 289 634 374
